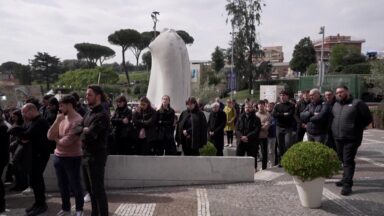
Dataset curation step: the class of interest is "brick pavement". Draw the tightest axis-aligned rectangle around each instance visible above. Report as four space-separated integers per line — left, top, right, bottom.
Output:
2 129 384 216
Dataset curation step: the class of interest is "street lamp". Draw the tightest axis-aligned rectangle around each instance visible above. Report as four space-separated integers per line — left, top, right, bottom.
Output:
318 26 325 92
230 23 235 99
151 11 160 39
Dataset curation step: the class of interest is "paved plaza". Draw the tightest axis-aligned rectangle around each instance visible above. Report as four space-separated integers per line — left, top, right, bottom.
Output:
2 129 384 216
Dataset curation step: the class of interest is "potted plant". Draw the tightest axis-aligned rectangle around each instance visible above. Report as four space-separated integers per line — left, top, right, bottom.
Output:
281 141 340 208
199 141 217 156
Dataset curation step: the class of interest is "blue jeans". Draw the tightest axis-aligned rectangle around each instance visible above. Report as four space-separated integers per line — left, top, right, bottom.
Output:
54 155 84 211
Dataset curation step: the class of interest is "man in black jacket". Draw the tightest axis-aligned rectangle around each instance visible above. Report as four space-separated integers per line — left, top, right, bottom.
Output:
295 90 310 142
0 110 10 213
272 90 295 166
21 103 50 216
332 85 372 196
236 103 261 171
207 102 227 156
324 90 336 150
300 89 330 143
79 85 110 215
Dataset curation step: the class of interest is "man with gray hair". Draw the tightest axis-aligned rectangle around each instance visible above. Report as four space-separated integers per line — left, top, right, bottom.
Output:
207 102 227 156
300 88 330 143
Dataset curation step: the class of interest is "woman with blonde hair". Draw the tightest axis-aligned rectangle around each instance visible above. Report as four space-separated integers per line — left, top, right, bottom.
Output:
224 99 236 147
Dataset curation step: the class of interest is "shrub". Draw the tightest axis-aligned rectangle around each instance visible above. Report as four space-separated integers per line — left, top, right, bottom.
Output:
281 141 340 181
199 142 217 156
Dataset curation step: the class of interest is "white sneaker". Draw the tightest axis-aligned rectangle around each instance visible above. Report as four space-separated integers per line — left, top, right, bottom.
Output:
21 187 33 195
75 211 84 216
84 193 91 203
56 209 70 216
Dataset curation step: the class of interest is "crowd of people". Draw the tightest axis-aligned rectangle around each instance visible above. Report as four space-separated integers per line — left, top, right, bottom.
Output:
0 84 372 215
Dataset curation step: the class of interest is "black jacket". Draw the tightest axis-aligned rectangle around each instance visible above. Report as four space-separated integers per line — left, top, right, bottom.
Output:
207 110 227 145
156 107 175 140
236 112 261 144
331 97 372 141
0 120 10 165
300 100 330 135
76 103 88 117
133 107 158 143
44 108 58 126
176 109 208 150
21 115 50 156
272 101 295 128
79 104 110 155
111 106 133 139
295 99 310 125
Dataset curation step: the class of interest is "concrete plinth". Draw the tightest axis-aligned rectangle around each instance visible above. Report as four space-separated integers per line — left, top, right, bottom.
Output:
44 155 255 191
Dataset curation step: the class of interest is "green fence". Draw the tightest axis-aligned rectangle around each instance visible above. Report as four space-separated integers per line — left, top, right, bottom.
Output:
299 74 362 98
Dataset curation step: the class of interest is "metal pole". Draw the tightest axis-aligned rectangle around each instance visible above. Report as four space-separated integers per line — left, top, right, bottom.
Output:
231 24 234 99
319 26 325 92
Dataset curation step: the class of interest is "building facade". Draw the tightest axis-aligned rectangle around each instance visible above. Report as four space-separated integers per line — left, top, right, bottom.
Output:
262 46 284 63
313 34 365 62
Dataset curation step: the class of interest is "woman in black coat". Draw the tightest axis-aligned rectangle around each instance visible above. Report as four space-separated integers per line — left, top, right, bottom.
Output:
132 96 157 155
176 97 208 156
111 96 134 155
156 95 177 155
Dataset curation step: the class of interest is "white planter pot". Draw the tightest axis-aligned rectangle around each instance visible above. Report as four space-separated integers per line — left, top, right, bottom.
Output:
292 176 325 208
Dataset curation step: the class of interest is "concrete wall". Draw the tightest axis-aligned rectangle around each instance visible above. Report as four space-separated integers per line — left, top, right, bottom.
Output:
44 155 255 191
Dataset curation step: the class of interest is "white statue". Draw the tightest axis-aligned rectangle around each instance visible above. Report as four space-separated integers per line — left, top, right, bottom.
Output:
146 29 191 112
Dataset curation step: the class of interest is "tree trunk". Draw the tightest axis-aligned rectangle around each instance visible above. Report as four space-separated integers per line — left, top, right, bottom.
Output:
248 41 253 95
135 55 139 67
46 71 50 91
122 48 130 85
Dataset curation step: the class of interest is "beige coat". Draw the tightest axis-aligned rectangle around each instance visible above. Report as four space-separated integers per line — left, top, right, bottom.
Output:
256 111 271 139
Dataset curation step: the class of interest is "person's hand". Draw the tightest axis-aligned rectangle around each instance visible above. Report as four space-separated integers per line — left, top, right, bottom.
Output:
314 112 319 116
283 112 289 116
122 117 129 124
83 127 89 133
240 136 248 142
209 131 214 136
56 113 65 122
183 130 188 136
302 123 307 128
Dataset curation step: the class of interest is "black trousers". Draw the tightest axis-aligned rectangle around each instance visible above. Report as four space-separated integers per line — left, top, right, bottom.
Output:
296 126 306 142
155 138 177 156
236 141 259 169
29 153 50 206
259 138 268 169
0 163 6 211
209 134 224 156
276 127 292 165
326 130 336 151
226 131 234 145
181 138 199 156
83 153 109 216
334 139 360 186
137 139 155 155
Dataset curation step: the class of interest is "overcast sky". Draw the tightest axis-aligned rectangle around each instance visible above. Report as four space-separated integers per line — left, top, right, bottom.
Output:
1 0 383 66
